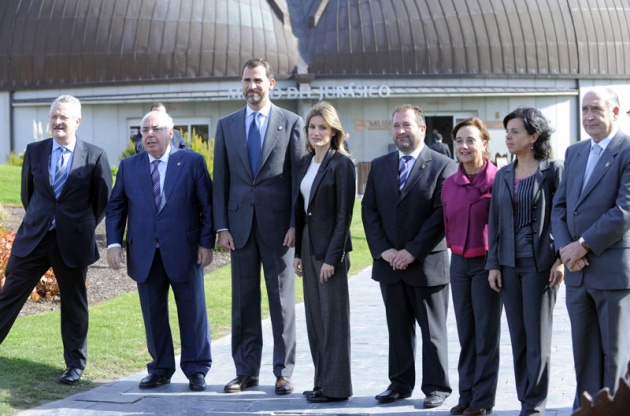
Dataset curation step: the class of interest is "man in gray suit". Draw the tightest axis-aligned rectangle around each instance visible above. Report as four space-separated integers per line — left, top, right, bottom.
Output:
552 86 630 409
213 58 305 395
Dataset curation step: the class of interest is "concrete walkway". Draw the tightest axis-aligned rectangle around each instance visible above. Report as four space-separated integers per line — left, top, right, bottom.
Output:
19 266 576 415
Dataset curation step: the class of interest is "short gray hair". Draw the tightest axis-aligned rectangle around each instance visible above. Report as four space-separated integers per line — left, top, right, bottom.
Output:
141 110 174 129
50 95 81 117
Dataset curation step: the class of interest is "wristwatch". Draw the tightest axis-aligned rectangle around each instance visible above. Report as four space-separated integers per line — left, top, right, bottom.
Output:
578 236 591 252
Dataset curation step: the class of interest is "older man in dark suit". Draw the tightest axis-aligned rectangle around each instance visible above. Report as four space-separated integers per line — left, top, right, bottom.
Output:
0 95 112 384
362 104 456 409
135 103 190 153
107 109 214 392
552 86 630 409
213 58 305 394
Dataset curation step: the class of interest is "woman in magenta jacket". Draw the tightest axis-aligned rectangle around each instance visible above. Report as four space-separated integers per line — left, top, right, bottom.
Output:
441 118 501 416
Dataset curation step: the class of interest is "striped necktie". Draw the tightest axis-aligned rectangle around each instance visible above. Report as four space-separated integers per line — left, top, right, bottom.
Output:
52 147 69 199
399 155 413 190
151 160 161 209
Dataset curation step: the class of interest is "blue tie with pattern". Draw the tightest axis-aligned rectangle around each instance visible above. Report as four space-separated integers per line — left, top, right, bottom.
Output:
151 160 161 210
247 112 262 175
52 147 69 199
399 155 413 190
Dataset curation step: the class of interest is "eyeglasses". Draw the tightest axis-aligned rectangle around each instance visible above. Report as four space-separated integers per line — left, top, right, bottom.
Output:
141 126 169 134
49 115 76 122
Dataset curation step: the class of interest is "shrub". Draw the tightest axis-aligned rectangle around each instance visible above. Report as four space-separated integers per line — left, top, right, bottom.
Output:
5 151 24 166
120 139 137 160
186 130 215 177
0 227 60 300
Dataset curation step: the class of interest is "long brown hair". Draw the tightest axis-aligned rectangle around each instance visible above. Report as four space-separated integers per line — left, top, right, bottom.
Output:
304 101 350 156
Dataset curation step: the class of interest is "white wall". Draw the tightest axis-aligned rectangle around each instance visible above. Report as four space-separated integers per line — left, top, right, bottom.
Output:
6 78 629 168
0 92 11 163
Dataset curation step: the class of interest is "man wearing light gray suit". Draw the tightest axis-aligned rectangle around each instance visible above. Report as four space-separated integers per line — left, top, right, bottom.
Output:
213 58 305 394
552 86 630 409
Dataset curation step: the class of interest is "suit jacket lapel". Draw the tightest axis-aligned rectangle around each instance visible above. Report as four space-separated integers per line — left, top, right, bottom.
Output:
41 139 55 198
502 161 516 204
161 149 183 213
307 149 335 210
259 104 282 174
386 152 399 198
62 139 87 198
400 146 429 201
580 135 621 201
532 159 549 202
135 152 156 211
228 108 251 176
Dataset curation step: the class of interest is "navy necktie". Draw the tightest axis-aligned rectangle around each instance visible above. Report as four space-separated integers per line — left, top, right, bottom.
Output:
247 112 262 174
52 147 69 199
399 155 413 190
151 160 161 210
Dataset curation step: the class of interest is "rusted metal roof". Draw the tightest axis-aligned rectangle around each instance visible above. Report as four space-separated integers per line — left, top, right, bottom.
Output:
0 0 299 89
304 0 630 77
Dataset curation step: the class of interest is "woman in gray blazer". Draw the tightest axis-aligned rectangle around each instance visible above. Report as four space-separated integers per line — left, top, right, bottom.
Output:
486 107 564 416
293 101 355 403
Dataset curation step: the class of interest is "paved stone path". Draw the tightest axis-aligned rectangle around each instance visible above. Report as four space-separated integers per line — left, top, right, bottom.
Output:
19 266 576 415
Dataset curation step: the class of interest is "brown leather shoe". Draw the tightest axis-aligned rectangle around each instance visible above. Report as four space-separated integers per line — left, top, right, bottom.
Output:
224 375 259 393
275 376 294 394
463 407 492 415
450 404 469 415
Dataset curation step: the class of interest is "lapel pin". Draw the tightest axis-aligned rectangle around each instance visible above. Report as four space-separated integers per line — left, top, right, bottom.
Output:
177 162 181 166
422 163 426 169
278 126 283 130
605 162 610 167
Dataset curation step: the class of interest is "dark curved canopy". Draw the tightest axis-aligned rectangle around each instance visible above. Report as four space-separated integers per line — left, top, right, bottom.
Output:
1 0 629 90
0 0 299 89
304 0 630 77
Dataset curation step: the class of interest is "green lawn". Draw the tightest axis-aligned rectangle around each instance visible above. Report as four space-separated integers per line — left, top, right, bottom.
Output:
0 199 371 415
0 165 22 206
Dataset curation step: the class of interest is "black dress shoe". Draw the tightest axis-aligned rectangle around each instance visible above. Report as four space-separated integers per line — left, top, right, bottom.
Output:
139 374 171 389
375 389 411 403
188 373 206 391
306 390 348 403
275 376 294 394
424 393 445 408
303 386 321 396
59 367 83 384
224 375 259 393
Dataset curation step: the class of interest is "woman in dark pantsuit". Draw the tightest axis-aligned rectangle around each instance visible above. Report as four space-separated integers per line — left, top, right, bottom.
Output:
293 101 355 403
486 107 564 416
441 118 501 416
